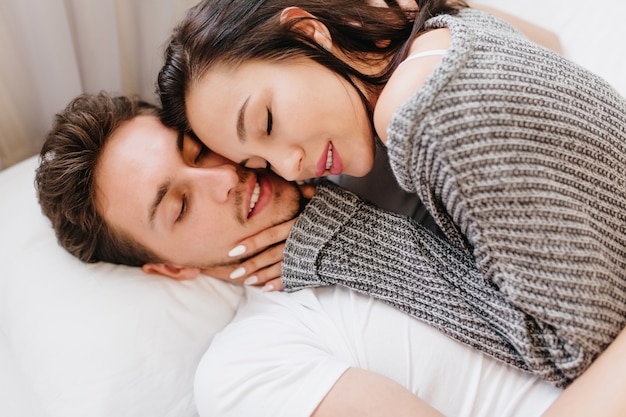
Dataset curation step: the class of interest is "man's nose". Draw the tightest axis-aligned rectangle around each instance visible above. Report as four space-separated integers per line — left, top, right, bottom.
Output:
190 163 239 203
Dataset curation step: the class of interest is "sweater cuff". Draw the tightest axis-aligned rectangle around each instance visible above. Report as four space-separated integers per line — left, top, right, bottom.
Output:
282 182 361 291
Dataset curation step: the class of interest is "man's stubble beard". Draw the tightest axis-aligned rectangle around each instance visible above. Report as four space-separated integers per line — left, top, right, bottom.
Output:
200 173 307 269
269 180 309 228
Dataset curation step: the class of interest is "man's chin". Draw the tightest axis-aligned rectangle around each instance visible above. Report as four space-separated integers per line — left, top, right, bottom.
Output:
287 179 310 220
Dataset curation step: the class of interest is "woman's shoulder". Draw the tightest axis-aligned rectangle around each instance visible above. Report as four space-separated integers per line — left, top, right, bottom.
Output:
374 8 512 144
374 27 451 144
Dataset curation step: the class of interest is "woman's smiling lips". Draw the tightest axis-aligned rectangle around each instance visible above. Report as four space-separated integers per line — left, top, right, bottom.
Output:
315 142 344 177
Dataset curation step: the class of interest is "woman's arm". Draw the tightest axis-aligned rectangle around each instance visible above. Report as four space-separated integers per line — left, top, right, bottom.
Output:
282 183 545 380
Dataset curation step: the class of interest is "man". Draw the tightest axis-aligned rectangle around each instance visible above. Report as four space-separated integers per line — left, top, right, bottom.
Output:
35 92 598 416
36 93 302 282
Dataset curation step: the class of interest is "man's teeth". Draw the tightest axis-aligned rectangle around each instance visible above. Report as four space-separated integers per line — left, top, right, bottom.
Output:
249 181 260 213
325 143 333 171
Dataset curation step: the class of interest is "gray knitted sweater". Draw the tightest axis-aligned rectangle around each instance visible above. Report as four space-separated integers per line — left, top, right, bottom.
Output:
283 9 626 388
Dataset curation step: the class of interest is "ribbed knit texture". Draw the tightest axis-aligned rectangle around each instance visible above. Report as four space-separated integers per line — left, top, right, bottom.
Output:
383 9 626 384
283 183 530 369
283 182 578 385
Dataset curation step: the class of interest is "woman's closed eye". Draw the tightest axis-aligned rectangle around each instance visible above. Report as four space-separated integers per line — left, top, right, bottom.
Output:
266 107 273 135
263 109 273 171
181 133 211 167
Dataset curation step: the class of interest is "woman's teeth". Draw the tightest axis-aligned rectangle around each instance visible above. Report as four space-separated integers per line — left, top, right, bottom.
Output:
249 181 260 214
325 143 333 171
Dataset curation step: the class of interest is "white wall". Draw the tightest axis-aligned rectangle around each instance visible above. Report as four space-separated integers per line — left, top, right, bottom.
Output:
0 0 197 170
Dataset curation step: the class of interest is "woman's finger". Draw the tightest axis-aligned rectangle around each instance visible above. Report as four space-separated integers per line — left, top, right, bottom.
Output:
229 243 285 279
243 262 284 290
228 218 296 259
261 277 284 292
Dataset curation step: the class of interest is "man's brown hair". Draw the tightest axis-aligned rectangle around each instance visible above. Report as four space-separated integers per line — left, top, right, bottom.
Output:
35 92 164 266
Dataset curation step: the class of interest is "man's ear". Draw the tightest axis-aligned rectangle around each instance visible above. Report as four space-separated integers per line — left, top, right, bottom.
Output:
279 7 333 50
142 263 201 281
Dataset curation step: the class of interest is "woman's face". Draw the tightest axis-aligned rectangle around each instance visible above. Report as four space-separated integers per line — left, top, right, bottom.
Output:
185 57 376 182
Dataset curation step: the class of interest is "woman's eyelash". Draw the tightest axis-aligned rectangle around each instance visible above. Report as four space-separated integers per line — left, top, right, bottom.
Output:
266 107 273 135
176 195 188 222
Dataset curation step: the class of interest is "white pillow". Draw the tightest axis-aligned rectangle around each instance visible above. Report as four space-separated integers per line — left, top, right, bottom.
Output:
0 156 244 417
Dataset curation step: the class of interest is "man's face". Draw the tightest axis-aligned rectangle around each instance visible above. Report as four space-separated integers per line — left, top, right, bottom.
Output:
95 115 302 274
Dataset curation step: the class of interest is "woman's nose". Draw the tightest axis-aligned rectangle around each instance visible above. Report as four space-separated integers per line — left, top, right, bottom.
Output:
271 148 304 182
190 163 239 203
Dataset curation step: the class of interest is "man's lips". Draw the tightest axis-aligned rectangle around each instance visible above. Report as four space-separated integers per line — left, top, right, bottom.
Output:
246 172 271 218
249 180 260 213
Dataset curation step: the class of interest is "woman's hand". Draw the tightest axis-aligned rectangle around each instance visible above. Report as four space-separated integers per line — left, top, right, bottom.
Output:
200 183 315 291
200 218 297 291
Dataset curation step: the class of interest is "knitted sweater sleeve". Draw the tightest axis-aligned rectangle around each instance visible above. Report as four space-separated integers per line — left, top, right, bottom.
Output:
386 8 626 384
282 182 575 386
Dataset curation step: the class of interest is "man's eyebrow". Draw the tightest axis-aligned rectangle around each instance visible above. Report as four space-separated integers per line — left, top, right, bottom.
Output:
149 179 171 228
146 131 184 228
237 96 250 144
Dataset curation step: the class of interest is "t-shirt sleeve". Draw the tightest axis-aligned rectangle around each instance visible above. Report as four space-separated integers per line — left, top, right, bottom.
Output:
193 316 350 417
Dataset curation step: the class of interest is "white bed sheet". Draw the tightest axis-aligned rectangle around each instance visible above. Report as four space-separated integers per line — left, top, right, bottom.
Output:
1 1 624 416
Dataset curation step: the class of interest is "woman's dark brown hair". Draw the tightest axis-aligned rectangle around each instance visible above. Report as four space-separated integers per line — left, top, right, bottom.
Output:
158 0 466 134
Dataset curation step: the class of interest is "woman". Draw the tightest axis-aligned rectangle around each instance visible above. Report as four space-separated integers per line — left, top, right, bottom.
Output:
158 0 626 392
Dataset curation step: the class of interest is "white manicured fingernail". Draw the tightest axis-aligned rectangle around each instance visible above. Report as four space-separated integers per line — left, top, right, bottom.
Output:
244 276 258 285
228 245 246 257
262 283 275 292
230 267 246 279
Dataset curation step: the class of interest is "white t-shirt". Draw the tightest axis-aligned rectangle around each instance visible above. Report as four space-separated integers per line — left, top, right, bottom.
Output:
195 286 561 417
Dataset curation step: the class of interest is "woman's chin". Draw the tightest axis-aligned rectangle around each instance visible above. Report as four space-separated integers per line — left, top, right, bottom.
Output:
349 158 376 177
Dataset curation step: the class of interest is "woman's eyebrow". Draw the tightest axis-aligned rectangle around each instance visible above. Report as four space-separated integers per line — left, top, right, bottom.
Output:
237 96 250 143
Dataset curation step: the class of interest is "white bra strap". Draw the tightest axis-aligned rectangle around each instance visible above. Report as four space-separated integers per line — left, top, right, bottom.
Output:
401 49 448 64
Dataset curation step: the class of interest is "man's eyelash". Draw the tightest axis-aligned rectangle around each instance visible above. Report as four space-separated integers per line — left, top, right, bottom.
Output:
194 146 209 164
176 195 188 222
266 107 273 135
